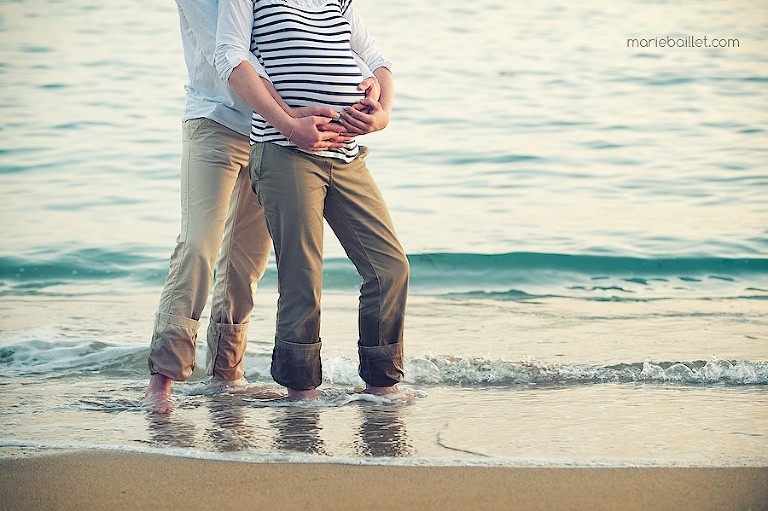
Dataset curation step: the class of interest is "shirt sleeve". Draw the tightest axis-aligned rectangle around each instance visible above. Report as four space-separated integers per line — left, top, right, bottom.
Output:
352 52 374 79
174 0 217 67
342 1 393 73
214 0 271 83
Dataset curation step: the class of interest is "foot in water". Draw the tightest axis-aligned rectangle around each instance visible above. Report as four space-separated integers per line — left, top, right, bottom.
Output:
209 376 250 390
363 384 400 395
287 388 321 400
142 373 174 413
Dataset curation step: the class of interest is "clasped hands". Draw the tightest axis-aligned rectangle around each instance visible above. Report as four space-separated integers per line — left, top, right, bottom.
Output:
286 77 389 152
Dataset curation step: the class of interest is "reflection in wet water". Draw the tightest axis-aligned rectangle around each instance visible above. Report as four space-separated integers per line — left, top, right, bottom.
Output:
355 405 413 458
145 412 198 449
205 396 260 452
271 408 327 455
143 391 416 458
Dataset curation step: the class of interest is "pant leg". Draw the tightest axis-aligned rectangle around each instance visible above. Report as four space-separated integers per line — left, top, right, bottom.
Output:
148 118 248 381
206 156 272 381
323 147 409 387
250 143 329 391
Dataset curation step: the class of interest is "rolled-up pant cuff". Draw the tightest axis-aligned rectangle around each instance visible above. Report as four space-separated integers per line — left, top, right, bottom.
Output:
147 312 201 381
358 341 404 387
206 321 249 381
270 338 323 390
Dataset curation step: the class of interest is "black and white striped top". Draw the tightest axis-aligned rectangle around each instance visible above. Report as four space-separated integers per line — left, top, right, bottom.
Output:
250 0 368 161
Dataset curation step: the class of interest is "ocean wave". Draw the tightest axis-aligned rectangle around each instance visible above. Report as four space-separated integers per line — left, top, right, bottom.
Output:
1 339 764 386
0 249 166 285
0 339 147 377
407 252 767 291
2 250 766 299
404 356 768 386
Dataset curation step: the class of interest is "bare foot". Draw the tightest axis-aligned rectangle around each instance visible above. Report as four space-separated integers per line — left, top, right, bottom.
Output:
287 388 320 400
210 376 249 390
142 373 174 413
363 384 399 395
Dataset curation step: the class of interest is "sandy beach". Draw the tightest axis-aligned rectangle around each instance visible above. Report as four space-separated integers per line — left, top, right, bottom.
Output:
0 449 765 511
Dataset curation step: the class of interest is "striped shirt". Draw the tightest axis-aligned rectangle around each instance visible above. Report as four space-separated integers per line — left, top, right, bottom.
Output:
216 0 392 162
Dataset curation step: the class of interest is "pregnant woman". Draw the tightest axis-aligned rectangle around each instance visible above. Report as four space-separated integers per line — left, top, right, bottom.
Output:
215 0 409 399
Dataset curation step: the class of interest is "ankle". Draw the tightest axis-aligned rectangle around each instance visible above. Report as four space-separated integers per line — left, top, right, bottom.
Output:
147 373 172 396
364 384 399 395
287 388 320 400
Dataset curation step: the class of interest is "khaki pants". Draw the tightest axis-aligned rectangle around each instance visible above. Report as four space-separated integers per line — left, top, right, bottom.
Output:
148 119 272 381
250 143 409 390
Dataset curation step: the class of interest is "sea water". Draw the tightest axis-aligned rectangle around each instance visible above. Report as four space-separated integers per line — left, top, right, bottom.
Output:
0 0 766 467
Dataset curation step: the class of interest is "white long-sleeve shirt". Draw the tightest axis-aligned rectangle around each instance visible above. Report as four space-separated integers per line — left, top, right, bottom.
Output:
215 0 392 161
175 0 271 136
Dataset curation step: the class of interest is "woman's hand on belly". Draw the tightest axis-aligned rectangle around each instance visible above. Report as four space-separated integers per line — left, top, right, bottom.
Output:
288 105 351 150
338 96 390 136
290 115 352 152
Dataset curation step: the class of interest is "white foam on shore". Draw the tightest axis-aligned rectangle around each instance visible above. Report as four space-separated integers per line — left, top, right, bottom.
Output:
2 440 766 468
2 336 765 386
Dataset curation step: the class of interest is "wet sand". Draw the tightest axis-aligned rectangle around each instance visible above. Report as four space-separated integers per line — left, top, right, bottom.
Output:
0 449 766 511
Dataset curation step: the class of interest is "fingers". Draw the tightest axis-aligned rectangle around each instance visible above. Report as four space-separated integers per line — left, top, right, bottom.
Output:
355 97 377 109
311 138 348 151
323 131 352 147
307 106 340 119
292 115 354 151
339 105 371 133
337 117 364 135
312 123 351 151
357 77 374 90
317 121 347 134
358 76 381 101
311 115 333 125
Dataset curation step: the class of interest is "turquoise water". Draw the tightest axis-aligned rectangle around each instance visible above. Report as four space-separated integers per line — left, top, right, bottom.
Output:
0 0 767 466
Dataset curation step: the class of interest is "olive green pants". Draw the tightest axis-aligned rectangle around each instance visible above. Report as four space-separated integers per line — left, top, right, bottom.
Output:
250 143 409 390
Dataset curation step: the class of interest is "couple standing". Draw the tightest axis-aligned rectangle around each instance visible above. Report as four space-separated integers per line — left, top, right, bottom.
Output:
143 0 408 411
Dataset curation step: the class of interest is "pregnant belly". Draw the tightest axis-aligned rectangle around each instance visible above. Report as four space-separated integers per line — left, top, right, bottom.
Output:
277 74 366 114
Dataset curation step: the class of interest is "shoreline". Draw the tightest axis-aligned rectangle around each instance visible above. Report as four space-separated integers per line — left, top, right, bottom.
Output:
0 449 766 511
